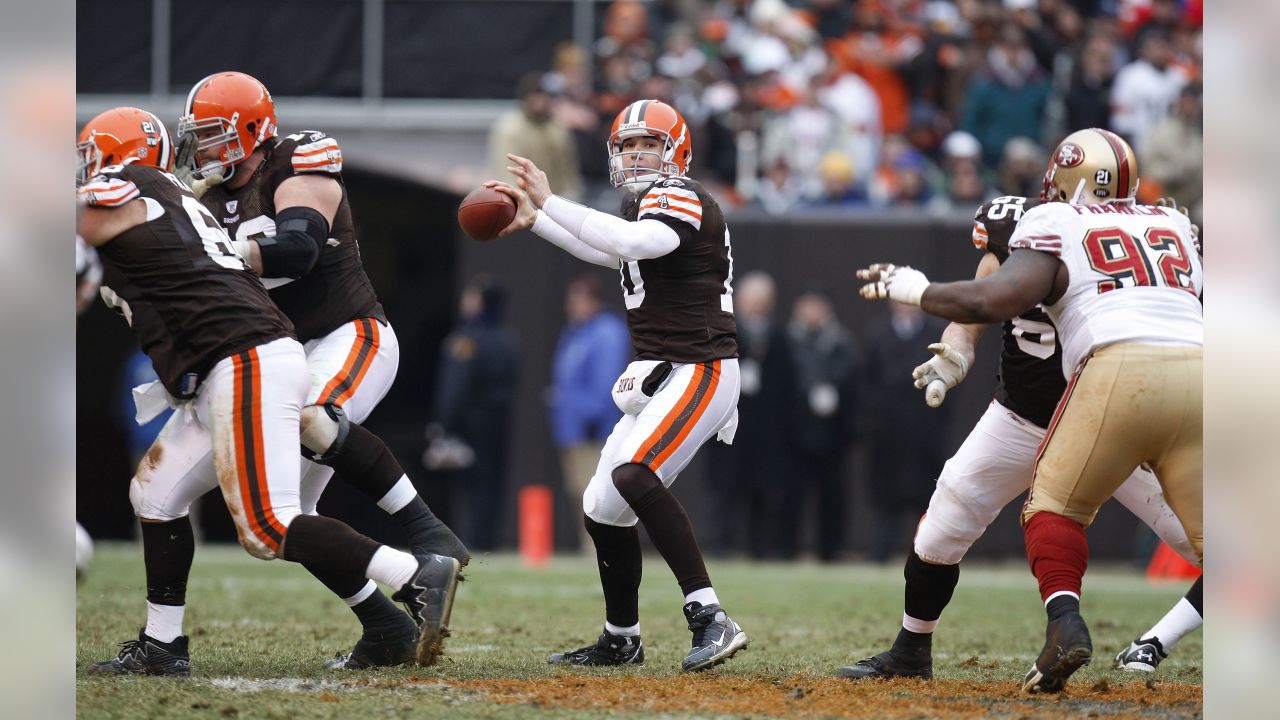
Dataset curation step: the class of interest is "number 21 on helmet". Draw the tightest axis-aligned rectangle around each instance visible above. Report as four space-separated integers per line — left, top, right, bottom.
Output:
77 107 175 185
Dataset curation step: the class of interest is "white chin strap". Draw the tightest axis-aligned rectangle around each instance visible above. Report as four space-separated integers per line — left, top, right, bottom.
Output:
622 172 661 194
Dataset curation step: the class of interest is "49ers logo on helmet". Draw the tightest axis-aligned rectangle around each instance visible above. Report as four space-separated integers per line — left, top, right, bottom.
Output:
1056 143 1085 168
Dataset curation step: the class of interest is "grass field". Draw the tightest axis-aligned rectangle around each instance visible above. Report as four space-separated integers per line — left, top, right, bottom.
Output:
77 543 1202 719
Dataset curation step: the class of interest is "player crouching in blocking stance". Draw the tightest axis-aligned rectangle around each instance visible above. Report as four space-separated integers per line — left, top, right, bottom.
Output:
77 108 459 675
855 128 1202 693
487 99 747 671
837 191 1199 682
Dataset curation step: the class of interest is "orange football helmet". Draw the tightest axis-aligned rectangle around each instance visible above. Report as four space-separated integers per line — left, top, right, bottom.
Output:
77 106 174 185
607 100 692 191
177 71 278 180
1041 128 1139 205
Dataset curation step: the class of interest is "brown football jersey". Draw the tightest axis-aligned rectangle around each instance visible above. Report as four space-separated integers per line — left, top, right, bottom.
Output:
619 177 738 363
199 130 385 343
972 195 1063 428
82 163 293 398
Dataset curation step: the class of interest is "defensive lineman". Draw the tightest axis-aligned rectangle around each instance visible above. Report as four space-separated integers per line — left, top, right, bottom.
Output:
856 128 1202 693
489 99 748 671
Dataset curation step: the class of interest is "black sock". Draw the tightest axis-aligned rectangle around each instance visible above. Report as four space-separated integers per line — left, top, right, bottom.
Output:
140 517 195 606
903 552 960 625
1046 594 1080 620
394 497 470 563
585 515 643 629
280 515 379 580
1185 575 1203 617
612 463 711 597
892 627 933 655
351 591 413 640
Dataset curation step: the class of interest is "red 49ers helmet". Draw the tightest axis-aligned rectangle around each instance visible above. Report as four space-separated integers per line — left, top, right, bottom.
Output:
607 99 692 191
77 106 174 185
177 71 278 180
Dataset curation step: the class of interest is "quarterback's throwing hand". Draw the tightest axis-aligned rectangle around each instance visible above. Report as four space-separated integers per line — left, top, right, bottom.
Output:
856 263 930 305
506 154 552 208
912 342 970 408
483 180 536 238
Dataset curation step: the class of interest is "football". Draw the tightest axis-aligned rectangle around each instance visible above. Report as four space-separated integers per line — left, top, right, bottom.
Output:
458 186 517 242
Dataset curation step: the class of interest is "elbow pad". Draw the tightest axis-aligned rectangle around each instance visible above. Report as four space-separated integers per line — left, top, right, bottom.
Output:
257 206 329 278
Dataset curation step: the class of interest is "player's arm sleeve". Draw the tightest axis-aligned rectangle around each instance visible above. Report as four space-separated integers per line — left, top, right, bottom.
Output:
542 195 681 261
531 210 619 268
1007 204 1069 257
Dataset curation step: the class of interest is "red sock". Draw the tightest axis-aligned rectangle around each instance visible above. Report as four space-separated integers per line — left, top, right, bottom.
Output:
1024 512 1089 602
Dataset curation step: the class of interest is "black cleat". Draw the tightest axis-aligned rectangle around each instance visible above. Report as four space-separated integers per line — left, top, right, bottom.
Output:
391 553 462 667
324 616 420 670
681 602 748 672
1114 636 1167 673
88 629 190 677
1022 611 1093 693
837 648 933 680
547 629 645 666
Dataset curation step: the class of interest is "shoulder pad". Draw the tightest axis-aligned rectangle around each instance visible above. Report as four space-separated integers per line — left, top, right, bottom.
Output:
79 171 140 208
638 181 703 230
284 130 343 174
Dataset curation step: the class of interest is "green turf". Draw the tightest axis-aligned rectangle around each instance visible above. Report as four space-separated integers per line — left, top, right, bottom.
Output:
77 543 1201 719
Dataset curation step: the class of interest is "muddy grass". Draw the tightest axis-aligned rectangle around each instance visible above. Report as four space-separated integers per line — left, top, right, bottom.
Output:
436 674 1202 719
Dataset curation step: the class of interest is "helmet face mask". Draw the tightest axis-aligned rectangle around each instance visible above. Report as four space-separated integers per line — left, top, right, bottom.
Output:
1041 128 1139 205
75 136 104 186
607 100 691 193
176 113 246 181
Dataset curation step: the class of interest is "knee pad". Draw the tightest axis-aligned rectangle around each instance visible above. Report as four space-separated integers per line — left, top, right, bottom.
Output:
300 403 350 465
583 470 638 527
913 476 988 565
129 475 190 522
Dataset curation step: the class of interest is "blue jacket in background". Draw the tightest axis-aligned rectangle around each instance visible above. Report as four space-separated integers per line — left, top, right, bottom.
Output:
550 311 630 446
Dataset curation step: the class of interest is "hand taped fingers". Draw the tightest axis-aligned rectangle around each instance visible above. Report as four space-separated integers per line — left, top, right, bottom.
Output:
856 263 897 282
859 281 889 299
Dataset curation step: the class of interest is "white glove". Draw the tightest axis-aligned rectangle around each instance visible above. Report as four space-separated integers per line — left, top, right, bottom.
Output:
911 342 970 408
857 263 930 305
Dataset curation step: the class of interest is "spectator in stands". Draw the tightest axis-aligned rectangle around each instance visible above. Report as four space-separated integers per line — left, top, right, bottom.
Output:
705 271 795 558
861 302 949 563
827 0 921 136
807 151 867 207
489 73 583 200
814 54 882 183
756 157 804 215
761 88 851 200
778 291 860 561
545 43 606 188
430 277 519 552
1062 33 1118 133
1144 83 1203 222
549 275 630 553
1111 28 1188 152
996 136 1045 198
960 23 1050 169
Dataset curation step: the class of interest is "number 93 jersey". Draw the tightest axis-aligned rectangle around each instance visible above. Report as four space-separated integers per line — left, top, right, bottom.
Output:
81 163 294 398
1008 200 1203 377
972 196 1063 428
619 177 738 363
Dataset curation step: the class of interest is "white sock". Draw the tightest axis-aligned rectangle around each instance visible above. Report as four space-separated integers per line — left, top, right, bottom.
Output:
1044 590 1080 606
144 601 185 643
377 475 417 514
605 621 641 637
902 613 938 634
685 587 719 608
342 580 378 608
1144 597 1203 652
365 546 419 589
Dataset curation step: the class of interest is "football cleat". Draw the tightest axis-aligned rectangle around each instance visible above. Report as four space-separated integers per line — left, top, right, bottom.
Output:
1114 637 1167 673
88 629 190 677
1022 611 1093 693
323 617 420 670
391 552 462 667
681 601 748 672
837 648 933 680
547 629 645 666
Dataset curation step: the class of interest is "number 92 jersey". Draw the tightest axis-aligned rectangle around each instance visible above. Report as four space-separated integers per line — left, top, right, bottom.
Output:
972 196 1064 428
1009 200 1202 376
619 177 737 363
80 163 294 398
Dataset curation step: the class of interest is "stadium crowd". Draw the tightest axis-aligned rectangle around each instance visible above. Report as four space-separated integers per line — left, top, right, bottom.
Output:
498 0 1202 221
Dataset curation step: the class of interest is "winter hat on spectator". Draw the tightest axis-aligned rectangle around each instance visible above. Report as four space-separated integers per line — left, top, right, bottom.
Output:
942 131 982 160
1003 0 1036 10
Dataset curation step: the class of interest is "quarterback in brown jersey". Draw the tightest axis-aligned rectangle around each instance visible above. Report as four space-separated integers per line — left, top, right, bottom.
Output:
78 108 461 675
156 71 469 669
488 99 747 672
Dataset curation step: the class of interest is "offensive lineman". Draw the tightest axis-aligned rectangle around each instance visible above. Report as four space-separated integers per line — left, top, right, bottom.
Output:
837 192 1198 682
856 128 1202 693
138 71 469 670
487 100 748 672
78 107 459 675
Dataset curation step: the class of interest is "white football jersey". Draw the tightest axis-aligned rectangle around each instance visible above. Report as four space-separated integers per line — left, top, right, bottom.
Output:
1008 201 1203 376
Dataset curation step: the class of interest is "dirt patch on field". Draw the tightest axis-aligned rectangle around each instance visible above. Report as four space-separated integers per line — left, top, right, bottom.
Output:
443 674 1202 719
